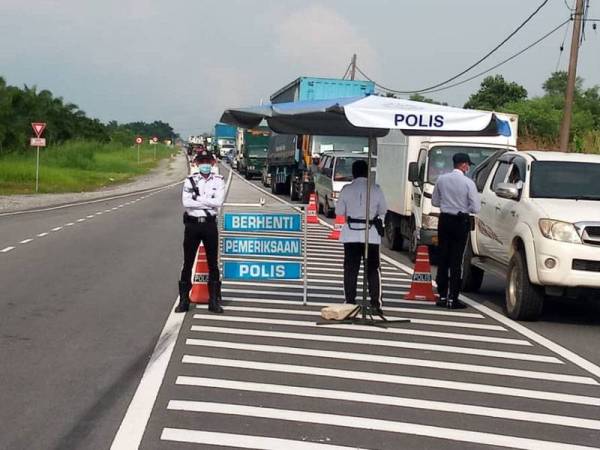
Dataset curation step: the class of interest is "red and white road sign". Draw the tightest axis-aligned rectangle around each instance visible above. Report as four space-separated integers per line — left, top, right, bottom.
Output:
31 123 46 138
135 136 143 144
30 137 46 147
152 136 158 143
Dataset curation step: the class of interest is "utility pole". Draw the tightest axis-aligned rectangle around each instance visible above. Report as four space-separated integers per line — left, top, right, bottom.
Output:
559 0 584 151
350 54 357 80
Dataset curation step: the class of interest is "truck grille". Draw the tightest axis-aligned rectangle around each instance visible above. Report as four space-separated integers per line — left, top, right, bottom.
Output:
572 259 600 273
582 226 600 246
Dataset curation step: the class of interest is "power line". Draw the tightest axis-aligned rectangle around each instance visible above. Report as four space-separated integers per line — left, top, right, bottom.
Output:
356 18 570 96
354 0 550 94
555 16 572 71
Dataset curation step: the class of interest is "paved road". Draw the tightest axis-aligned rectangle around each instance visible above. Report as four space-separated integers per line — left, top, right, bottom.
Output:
2 162 600 449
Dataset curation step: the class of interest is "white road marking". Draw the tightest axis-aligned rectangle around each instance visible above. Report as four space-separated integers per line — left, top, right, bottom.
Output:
192 314 531 346
51 226 62 231
19 239 33 244
214 295 435 307
77 219 86 222
104 209 111 213
223 287 409 299
461 296 600 381
182 354 600 406
167 401 600 450
1 246 15 253
223 282 409 294
37 232 49 237
111 207 118 211
65 222 74 226
178 376 600 430
190 326 560 363
86 215 95 218
110 298 185 450
95 211 103 215
161 428 363 449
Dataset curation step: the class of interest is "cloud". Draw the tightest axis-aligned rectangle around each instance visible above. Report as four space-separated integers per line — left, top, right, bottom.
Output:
273 5 378 79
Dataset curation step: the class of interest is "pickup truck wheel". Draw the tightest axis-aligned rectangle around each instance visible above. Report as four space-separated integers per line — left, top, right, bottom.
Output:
384 215 403 251
323 196 335 218
316 193 324 214
505 250 544 321
461 240 484 292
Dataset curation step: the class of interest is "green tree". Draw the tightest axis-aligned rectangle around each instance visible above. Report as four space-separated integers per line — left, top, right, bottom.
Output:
464 75 528 111
409 93 448 106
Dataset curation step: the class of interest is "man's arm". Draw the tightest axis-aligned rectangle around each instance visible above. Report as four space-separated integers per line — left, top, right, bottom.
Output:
199 178 226 208
182 178 224 209
376 186 387 217
335 187 347 217
467 179 481 214
432 178 442 207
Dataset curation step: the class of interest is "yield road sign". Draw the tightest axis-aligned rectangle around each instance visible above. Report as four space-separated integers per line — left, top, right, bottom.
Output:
31 122 46 138
30 137 46 147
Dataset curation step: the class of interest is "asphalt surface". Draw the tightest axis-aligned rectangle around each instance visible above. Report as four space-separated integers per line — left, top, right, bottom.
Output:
1 160 599 450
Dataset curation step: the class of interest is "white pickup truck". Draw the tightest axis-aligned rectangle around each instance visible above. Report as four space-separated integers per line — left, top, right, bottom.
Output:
463 150 600 320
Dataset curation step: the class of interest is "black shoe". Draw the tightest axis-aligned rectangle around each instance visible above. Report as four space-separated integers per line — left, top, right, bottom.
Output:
174 281 191 313
208 281 224 313
436 297 448 308
208 302 224 313
447 298 467 309
371 306 384 316
174 301 190 313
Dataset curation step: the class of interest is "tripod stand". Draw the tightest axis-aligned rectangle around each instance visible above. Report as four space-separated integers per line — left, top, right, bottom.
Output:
317 137 410 329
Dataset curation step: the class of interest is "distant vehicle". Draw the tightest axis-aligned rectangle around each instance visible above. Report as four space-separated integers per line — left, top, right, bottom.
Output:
464 150 600 321
267 76 375 203
261 165 271 187
219 143 235 158
314 151 372 218
376 113 518 258
214 123 237 157
238 127 271 180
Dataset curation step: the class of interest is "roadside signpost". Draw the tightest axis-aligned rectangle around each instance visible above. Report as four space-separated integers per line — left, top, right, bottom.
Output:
221 210 308 303
135 136 143 163
151 136 158 160
31 122 47 193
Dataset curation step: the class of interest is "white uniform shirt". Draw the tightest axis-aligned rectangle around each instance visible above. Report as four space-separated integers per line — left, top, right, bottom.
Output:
432 169 480 215
182 173 225 217
335 177 387 244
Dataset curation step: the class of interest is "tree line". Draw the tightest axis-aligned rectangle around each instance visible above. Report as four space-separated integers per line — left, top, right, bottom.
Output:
0 76 177 153
410 71 600 151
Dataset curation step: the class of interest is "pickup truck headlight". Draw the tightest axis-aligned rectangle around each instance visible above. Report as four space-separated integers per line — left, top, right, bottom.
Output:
539 219 581 244
422 214 439 230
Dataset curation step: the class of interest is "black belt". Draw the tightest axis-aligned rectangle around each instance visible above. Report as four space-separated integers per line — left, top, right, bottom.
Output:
183 213 216 224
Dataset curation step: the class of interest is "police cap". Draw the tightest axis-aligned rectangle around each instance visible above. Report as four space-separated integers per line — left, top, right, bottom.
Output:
194 148 213 162
453 152 474 166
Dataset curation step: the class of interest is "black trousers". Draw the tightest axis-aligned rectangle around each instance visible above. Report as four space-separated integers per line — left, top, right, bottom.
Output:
436 213 470 301
179 221 220 287
343 243 382 307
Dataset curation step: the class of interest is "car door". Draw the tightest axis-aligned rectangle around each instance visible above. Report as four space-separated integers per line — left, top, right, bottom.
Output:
315 155 330 203
412 149 428 221
477 161 510 260
495 157 526 265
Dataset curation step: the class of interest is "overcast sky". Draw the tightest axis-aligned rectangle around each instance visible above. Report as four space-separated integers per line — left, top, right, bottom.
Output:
1 0 598 136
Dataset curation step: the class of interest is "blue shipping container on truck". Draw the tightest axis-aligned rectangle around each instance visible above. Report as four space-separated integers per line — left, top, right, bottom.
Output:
270 77 375 104
214 123 237 138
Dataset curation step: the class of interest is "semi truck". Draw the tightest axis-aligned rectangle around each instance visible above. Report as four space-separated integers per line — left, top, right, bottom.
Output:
213 123 237 157
237 127 272 179
376 113 518 259
267 77 375 202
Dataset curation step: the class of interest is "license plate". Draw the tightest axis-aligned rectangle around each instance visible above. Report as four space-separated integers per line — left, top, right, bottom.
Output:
432 235 439 245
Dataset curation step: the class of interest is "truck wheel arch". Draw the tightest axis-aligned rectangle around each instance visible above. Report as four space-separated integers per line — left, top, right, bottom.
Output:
510 224 540 285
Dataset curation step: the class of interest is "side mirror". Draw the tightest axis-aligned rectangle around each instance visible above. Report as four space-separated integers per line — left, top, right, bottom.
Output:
495 182 520 200
408 162 419 183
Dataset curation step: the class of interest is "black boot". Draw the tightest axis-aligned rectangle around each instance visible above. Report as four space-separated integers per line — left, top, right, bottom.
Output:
174 281 191 313
208 281 224 313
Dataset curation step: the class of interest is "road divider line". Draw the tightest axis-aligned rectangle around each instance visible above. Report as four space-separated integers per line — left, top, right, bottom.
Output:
110 298 185 450
189 325 560 363
51 226 62 231
77 218 85 222
167 400 600 449
1 246 15 253
177 376 600 430
161 428 361 449
192 314 530 346
65 222 74 226
37 232 49 237
19 239 33 244
182 353 600 404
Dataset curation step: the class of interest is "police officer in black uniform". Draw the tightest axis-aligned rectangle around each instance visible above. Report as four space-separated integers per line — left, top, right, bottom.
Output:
175 149 225 313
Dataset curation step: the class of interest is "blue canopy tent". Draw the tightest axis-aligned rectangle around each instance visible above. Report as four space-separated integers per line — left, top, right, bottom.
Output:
221 94 511 324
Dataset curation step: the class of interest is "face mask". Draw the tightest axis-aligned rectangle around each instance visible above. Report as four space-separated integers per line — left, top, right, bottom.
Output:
198 163 212 174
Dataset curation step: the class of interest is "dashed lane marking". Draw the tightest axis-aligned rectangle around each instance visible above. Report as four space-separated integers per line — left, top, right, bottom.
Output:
51 226 62 231
19 239 33 244
1 246 15 253
37 232 48 237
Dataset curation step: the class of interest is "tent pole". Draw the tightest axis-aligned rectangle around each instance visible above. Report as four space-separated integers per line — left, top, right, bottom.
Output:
362 136 375 320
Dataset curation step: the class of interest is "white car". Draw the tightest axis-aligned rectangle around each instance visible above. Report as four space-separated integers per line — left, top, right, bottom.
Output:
464 151 600 320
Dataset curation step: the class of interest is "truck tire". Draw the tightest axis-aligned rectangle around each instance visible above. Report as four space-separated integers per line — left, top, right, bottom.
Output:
461 240 484 292
245 172 252 180
290 180 300 201
384 215 403 251
408 219 418 262
323 196 335 218
505 250 544 321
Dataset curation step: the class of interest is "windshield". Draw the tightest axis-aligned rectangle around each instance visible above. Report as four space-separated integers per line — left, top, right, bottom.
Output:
311 136 368 155
427 146 500 183
530 161 600 200
248 146 268 157
333 156 370 181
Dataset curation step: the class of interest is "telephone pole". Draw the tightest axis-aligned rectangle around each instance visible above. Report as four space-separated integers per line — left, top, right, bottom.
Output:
559 0 584 151
350 54 357 80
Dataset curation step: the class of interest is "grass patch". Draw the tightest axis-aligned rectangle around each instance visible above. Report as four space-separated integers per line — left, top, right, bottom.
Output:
0 140 174 195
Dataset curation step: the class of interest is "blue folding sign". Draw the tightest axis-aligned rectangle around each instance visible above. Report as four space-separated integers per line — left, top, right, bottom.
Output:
224 213 302 232
223 261 302 280
223 237 302 257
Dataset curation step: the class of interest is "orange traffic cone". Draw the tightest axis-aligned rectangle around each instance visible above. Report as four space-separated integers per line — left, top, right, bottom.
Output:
307 193 319 224
328 214 345 240
404 245 439 302
189 243 210 303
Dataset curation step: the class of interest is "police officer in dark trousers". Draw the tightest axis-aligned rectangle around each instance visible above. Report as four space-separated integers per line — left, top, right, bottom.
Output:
432 153 481 309
336 160 387 314
175 149 225 313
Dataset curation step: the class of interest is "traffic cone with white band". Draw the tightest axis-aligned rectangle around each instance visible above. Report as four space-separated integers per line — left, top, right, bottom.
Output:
189 243 210 303
307 193 319 224
404 245 438 301
328 214 345 240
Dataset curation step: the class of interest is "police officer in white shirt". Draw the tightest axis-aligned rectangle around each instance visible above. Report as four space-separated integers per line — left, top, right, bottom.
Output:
432 152 481 309
175 149 225 313
335 159 387 313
